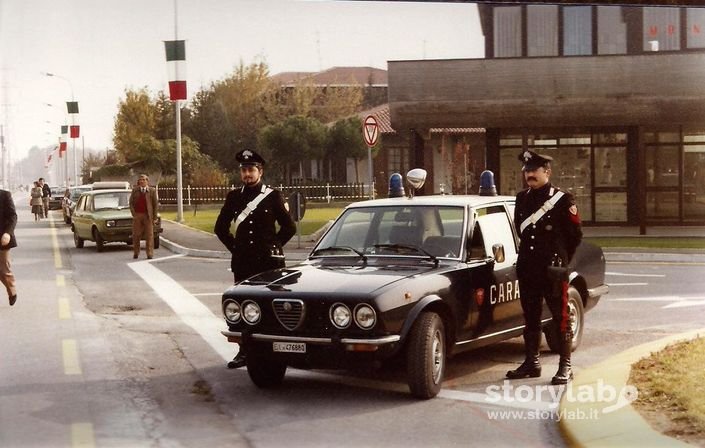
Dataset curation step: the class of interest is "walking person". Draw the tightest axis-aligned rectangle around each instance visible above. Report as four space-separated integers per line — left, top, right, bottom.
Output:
215 149 296 369
129 174 159 259
39 178 51 218
0 188 18 306
30 181 43 221
507 151 582 385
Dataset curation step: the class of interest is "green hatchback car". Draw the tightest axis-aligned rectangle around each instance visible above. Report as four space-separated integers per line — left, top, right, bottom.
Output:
71 189 162 252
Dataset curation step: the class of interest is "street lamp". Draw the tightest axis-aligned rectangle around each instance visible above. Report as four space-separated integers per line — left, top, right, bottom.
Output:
41 71 79 186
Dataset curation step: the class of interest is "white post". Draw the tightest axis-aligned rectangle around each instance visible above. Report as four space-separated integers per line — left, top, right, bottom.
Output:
175 100 184 223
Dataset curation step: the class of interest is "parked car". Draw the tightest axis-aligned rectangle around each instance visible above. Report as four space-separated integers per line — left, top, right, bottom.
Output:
92 181 131 190
62 185 92 224
220 171 608 399
48 186 64 210
71 189 162 252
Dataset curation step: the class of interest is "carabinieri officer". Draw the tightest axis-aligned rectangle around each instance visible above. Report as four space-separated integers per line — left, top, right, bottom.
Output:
507 150 582 385
215 149 296 369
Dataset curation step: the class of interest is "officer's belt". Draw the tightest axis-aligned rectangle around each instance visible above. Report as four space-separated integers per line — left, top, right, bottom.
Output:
233 184 274 234
519 191 565 235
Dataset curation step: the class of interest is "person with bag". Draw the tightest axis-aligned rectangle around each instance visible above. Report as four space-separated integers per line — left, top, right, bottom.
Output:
507 150 582 385
39 178 51 218
0 188 18 306
30 181 43 221
215 149 296 369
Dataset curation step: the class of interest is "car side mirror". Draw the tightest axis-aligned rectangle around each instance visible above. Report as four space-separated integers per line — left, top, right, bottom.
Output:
491 243 505 263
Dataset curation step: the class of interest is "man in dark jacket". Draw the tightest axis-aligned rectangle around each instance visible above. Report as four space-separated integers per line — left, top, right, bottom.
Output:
39 178 51 218
215 149 296 368
0 189 18 306
507 151 582 385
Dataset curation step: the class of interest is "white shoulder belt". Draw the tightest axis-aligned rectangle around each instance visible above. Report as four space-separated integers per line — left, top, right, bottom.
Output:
233 184 273 233
519 190 565 235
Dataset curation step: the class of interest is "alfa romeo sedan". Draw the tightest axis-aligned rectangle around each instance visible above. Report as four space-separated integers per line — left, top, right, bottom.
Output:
71 189 162 252
221 180 607 399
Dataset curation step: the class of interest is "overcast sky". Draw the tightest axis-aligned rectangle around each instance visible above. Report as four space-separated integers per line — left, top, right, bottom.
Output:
0 0 483 165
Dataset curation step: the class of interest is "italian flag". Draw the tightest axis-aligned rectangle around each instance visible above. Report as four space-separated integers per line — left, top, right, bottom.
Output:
164 40 187 100
59 125 68 157
67 101 80 138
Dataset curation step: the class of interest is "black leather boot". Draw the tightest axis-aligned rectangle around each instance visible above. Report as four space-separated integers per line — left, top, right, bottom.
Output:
506 331 541 379
551 333 574 385
227 351 247 369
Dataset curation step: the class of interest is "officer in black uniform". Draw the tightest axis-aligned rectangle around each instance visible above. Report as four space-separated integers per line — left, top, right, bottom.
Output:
215 149 296 369
507 150 582 385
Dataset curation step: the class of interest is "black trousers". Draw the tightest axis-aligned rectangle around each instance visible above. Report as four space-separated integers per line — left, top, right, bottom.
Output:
518 274 570 336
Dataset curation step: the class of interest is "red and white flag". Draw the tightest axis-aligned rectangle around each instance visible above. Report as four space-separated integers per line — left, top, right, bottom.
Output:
59 125 68 157
164 40 187 100
67 101 79 138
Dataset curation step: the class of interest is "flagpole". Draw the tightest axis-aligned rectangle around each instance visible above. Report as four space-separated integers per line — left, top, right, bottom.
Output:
174 0 184 223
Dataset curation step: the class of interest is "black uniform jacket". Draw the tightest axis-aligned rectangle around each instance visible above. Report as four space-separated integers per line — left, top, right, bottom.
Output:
0 190 18 251
214 183 296 279
514 183 582 279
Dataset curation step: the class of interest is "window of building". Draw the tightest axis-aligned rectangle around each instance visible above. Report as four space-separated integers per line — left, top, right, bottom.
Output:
643 7 680 52
597 6 627 55
527 5 558 56
595 192 627 222
683 129 705 221
594 147 626 187
687 8 705 49
645 145 679 187
494 6 522 58
563 6 593 56
386 146 408 176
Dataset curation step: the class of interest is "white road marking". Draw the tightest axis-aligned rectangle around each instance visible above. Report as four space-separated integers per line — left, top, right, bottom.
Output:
71 422 95 448
606 272 665 278
62 339 82 375
127 258 234 362
614 295 705 309
607 283 648 286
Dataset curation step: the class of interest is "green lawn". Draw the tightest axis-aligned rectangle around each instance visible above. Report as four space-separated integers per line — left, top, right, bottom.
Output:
584 237 705 249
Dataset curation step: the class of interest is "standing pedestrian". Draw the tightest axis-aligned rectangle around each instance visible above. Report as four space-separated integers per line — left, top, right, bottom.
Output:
30 181 43 221
215 149 296 369
129 174 159 259
39 178 51 218
507 150 582 385
0 188 18 306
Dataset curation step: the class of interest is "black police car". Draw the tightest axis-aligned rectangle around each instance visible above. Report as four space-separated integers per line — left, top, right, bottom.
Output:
221 171 608 399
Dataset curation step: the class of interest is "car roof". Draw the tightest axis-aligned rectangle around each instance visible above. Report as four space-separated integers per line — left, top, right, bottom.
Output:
345 194 516 209
80 189 131 196
91 181 131 190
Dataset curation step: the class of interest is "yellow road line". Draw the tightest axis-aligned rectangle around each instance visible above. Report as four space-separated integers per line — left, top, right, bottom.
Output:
71 422 95 448
62 339 82 375
56 274 65 287
49 218 62 269
58 298 71 319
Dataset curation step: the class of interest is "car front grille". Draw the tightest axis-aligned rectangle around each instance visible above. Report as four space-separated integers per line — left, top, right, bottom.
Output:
115 219 132 227
272 299 305 331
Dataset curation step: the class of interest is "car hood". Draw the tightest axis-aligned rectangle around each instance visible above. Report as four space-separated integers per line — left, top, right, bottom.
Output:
90 209 132 220
236 259 443 295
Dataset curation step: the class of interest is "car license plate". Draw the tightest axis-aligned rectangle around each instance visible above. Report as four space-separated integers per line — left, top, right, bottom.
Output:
273 342 306 353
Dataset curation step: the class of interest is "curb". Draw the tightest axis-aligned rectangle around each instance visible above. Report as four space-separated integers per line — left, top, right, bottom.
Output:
605 251 705 263
159 236 231 259
559 327 705 447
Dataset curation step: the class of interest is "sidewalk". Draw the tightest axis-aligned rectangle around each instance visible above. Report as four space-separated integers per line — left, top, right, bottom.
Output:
159 220 705 263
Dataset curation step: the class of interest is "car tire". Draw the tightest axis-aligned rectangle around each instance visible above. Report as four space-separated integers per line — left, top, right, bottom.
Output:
406 311 446 399
93 228 105 253
543 286 584 353
64 213 71 224
246 354 287 388
154 236 160 249
73 231 84 249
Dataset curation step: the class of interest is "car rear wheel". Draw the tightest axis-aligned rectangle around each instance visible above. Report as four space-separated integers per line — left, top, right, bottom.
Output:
406 311 446 399
154 235 160 249
246 354 287 388
543 286 584 353
73 231 84 248
93 228 105 253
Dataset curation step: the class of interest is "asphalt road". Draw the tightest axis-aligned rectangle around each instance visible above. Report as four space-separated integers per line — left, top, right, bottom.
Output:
2 200 704 447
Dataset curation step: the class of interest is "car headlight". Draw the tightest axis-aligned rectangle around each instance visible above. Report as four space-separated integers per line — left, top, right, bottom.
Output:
354 304 376 329
242 300 261 324
223 300 241 323
330 303 352 329
106 220 116 227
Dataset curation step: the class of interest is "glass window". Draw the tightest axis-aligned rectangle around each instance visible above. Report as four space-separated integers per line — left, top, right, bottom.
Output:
646 145 680 187
684 148 705 220
595 192 627 222
527 5 558 56
687 8 705 49
597 6 627 55
475 206 517 269
533 146 592 221
594 133 627 144
386 146 408 175
643 7 680 52
683 129 705 142
499 148 525 197
563 6 593 56
595 147 627 187
494 6 522 58
646 191 679 220
644 131 680 143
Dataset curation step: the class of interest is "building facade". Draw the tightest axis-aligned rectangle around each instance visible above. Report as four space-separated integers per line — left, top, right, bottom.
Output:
389 4 705 227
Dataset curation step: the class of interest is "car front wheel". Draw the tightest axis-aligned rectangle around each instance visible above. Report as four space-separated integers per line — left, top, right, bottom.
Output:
93 228 105 252
246 354 287 388
406 311 446 399
543 286 584 353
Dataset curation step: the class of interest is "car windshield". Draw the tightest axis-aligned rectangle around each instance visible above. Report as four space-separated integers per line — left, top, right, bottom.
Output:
93 191 130 211
71 188 91 200
314 205 465 259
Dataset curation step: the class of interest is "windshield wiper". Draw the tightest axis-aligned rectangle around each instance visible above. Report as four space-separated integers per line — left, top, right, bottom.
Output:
373 244 438 264
311 246 367 261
